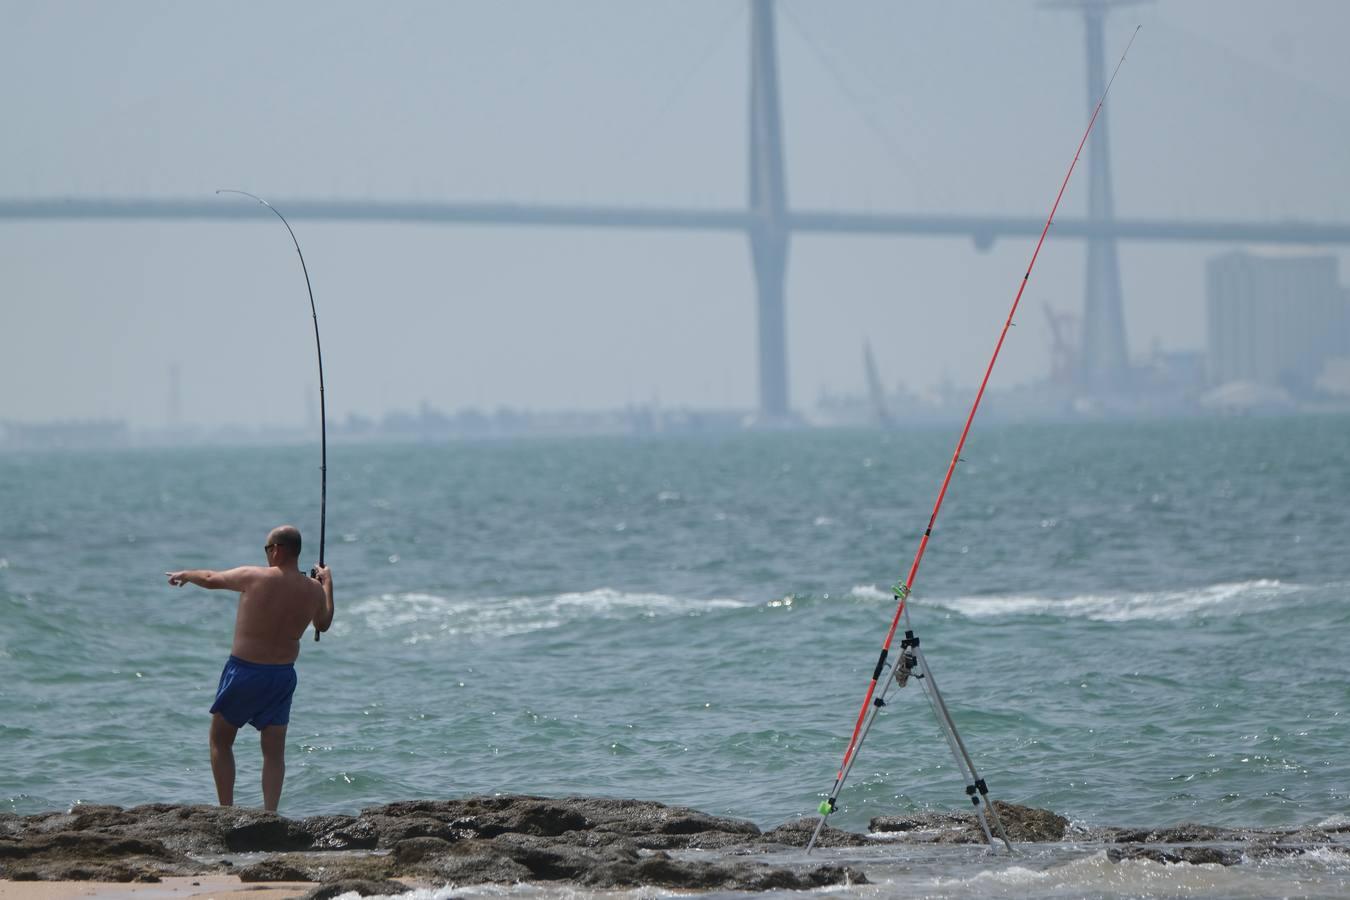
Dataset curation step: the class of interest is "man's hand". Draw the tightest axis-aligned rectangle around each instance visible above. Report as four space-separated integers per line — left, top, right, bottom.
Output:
312 565 335 637
166 570 191 587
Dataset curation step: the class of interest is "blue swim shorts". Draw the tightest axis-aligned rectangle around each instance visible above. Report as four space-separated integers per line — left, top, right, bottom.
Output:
209 656 298 730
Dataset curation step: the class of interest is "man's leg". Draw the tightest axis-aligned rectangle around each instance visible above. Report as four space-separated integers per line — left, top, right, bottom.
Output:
209 713 239 807
260 725 287 812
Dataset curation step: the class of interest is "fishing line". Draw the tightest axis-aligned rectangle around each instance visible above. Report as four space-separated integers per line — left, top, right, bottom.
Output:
807 26 1140 851
217 189 328 642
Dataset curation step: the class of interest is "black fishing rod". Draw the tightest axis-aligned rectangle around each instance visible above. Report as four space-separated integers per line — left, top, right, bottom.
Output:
217 189 327 641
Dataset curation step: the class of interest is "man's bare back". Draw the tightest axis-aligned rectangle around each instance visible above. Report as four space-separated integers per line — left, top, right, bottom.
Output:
166 531 335 663
229 566 328 664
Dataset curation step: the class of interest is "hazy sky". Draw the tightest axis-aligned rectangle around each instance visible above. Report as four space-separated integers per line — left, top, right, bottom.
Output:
4 0 1350 428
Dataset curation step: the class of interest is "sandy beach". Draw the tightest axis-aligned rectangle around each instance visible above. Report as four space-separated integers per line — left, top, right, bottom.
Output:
0 877 315 900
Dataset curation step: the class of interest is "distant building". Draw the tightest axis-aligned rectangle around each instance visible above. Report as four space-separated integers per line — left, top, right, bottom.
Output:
1 419 128 450
1206 251 1350 391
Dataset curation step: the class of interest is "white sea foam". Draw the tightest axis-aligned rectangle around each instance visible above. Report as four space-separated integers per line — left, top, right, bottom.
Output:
925 850 1255 897
850 580 1309 622
356 885 672 900
1317 812 1350 829
347 587 751 642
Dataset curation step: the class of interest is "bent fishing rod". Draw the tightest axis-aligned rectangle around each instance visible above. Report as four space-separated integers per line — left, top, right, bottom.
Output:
217 189 328 642
807 26 1141 852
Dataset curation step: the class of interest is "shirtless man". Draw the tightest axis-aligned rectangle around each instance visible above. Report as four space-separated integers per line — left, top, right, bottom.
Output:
166 525 334 811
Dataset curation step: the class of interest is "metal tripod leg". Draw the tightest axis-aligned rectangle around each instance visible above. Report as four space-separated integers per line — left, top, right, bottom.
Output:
912 644 1013 851
806 661 905 853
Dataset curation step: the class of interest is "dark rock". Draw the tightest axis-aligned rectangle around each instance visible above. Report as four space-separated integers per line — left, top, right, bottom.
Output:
567 796 760 842
400 838 533 884
1246 831 1350 860
303 879 413 899
116 804 313 854
759 817 871 848
741 864 868 891
358 814 467 847
1180 847 1244 866
15 812 66 834
491 841 599 881
869 814 966 836
359 799 464 819
869 809 977 847
25 805 135 835
576 851 866 890
1274 828 1336 845
394 836 580 885
982 804 1063 841
226 815 315 852
4 861 162 882
1107 845 1241 866
392 836 458 866
25 794 1350 892
492 832 640 880
869 802 1066 844
617 829 758 851
0 830 197 882
1106 823 1242 844
0 832 178 862
992 801 1069 841
300 814 381 851
384 828 858 891
358 795 760 851
477 798 591 837
547 828 638 850
1106 828 1149 843
236 857 316 882
233 851 397 884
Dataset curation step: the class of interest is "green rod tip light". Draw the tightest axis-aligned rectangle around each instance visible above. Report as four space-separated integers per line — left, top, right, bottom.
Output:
817 800 832 816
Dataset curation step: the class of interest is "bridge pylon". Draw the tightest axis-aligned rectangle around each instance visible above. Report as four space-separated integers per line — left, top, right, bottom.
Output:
1045 0 1147 389
747 0 792 421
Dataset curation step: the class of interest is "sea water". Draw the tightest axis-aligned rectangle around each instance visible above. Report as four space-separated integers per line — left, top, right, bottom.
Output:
2 417 1348 896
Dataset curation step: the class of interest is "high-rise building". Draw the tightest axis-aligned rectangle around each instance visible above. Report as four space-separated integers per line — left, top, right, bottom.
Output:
1205 251 1350 389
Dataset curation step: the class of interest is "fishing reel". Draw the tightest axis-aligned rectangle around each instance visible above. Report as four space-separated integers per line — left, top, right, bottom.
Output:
894 651 919 688
895 630 922 688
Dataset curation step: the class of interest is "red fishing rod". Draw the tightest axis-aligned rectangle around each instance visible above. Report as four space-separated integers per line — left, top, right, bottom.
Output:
807 26 1141 852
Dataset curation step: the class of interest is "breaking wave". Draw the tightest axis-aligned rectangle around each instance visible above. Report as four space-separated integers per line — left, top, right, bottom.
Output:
920 850 1259 898
344 588 752 642
848 580 1318 623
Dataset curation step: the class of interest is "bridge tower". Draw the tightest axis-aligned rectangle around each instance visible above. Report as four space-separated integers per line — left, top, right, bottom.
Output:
748 0 792 420
1046 0 1145 389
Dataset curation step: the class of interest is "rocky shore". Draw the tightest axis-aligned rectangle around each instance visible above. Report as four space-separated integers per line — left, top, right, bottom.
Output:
2 795 1347 898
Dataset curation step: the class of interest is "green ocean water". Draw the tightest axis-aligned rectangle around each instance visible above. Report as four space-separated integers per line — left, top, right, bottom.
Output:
2 417 1348 849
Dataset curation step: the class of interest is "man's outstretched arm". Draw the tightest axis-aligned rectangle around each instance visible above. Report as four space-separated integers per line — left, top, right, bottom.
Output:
166 567 261 592
313 565 335 633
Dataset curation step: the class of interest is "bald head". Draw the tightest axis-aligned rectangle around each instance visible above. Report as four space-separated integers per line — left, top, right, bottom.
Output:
266 525 302 564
